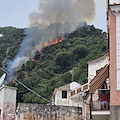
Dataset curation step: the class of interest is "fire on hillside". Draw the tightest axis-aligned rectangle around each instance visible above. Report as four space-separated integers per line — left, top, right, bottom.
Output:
31 35 65 61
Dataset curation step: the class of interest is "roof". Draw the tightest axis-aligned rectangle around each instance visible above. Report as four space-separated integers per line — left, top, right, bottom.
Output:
0 85 17 91
89 64 109 94
87 53 109 64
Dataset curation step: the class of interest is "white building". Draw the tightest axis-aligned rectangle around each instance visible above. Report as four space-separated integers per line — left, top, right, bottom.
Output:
0 85 17 120
87 53 109 84
50 81 81 106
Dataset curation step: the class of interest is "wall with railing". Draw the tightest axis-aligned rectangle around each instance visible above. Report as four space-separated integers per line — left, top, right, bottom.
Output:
71 83 89 96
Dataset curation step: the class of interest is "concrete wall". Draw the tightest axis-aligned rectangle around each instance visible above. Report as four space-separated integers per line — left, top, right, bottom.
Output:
110 106 120 120
16 103 82 120
0 85 17 120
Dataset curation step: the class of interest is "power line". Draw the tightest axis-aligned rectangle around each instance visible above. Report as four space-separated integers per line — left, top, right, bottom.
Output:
0 67 51 103
0 67 89 119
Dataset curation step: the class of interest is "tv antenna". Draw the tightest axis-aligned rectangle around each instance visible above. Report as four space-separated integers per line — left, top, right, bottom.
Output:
0 73 6 86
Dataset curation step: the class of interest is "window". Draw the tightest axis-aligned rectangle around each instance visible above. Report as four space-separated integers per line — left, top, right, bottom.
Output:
62 91 67 98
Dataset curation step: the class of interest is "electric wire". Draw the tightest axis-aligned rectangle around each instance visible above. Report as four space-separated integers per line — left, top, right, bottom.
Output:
0 67 89 120
0 67 51 103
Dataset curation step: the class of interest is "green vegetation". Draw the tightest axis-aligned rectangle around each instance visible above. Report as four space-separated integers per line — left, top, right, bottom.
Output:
0 24 108 104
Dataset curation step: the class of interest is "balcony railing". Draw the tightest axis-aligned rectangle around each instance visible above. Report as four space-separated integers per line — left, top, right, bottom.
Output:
71 83 89 96
92 89 110 111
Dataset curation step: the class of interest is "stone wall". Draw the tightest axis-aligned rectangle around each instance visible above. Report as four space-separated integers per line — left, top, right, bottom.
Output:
16 103 82 120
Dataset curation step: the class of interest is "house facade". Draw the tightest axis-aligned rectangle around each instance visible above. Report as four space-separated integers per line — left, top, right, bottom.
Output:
50 81 81 106
109 0 120 119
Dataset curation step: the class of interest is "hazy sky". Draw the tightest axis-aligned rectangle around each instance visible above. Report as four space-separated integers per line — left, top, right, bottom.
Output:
0 0 107 32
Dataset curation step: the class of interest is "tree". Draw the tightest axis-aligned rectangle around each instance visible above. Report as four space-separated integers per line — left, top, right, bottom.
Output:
72 45 88 61
55 52 71 69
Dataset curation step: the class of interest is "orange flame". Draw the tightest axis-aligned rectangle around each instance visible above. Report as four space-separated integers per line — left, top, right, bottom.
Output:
17 68 22 71
59 37 65 42
45 36 65 46
45 42 49 47
38 49 42 53
32 58 35 61
12 79 16 82
32 36 65 60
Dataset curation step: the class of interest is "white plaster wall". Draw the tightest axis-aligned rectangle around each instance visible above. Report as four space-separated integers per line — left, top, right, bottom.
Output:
2 87 16 102
110 0 120 4
70 82 81 90
88 56 109 83
69 97 83 107
55 90 70 106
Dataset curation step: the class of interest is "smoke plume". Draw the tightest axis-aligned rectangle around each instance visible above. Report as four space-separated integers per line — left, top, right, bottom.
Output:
7 0 95 82
29 0 95 28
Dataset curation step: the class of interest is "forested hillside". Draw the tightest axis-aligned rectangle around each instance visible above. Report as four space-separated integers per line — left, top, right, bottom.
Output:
0 27 24 69
0 24 108 104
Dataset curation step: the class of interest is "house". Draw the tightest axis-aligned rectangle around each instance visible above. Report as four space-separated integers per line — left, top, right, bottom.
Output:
50 81 81 106
109 0 120 119
0 85 17 120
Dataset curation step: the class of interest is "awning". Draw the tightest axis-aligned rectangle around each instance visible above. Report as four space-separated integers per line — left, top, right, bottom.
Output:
89 64 109 94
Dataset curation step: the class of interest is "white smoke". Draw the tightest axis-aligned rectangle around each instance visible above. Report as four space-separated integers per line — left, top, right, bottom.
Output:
29 0 95 28
7 0 95 81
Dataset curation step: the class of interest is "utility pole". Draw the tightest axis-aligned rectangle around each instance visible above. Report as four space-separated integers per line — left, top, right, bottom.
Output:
70 69 74 82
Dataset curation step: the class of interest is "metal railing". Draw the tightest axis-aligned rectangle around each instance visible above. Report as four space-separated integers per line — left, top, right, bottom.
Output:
92 90 110 111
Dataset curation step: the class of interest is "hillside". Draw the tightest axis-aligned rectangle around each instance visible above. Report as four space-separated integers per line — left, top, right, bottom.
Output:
0 24 108 104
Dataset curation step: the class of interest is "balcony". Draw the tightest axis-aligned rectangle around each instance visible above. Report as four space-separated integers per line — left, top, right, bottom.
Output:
92 89 110 111
92 89 110 120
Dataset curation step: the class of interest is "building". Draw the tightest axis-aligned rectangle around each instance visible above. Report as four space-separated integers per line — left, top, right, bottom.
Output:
51 53 110 120
70 53 110 120
50 81 81 106
0 85 17 120
109 0 120 119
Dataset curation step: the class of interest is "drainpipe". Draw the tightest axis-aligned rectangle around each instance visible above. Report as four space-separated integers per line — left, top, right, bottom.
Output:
89 93 93 120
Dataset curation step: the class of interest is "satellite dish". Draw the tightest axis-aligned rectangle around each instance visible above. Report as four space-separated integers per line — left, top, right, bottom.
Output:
0 73 6 86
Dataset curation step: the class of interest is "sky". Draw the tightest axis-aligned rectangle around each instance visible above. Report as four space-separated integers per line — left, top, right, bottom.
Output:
0 0 107 32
